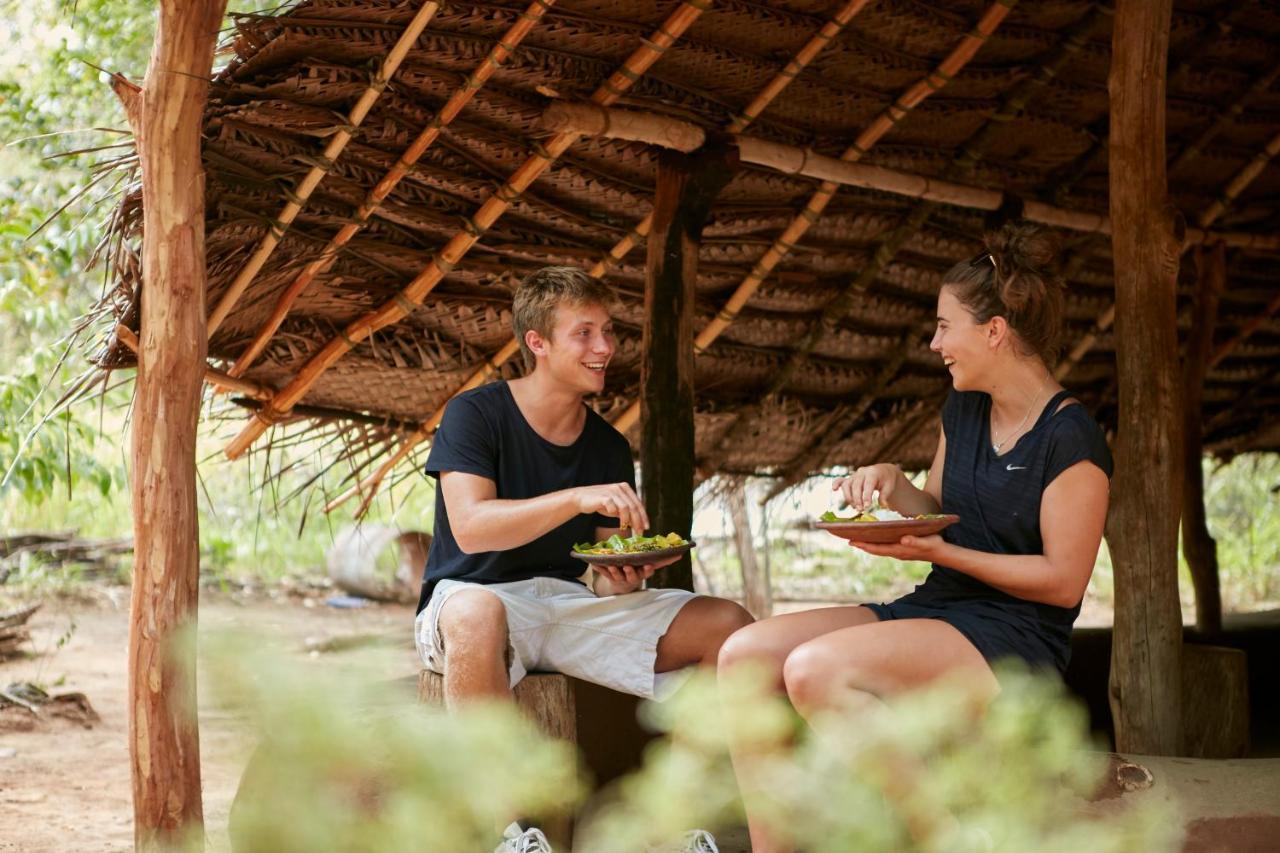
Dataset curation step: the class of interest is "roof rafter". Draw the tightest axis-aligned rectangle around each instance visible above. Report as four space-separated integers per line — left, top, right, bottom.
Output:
323 0 875 516
222 0 714 461
205 0 443 335
610 0 1021 440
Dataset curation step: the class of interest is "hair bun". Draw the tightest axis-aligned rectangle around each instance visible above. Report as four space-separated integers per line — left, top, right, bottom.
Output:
982 223 1061 316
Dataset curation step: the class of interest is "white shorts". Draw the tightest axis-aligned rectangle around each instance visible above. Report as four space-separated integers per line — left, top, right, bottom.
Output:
414 576 700 700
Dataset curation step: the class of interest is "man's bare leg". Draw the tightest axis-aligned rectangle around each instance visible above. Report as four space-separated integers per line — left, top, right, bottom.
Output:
436 588 512 708
655 596 754 672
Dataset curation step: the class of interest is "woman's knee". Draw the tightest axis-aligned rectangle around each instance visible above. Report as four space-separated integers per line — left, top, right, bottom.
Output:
781 641 847 707
717 618 782 673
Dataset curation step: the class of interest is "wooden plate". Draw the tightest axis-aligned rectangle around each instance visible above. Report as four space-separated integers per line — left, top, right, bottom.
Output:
570 542 694 567
814 516 960 544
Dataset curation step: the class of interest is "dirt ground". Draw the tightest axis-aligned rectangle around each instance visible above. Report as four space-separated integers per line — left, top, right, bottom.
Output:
0 586 420 853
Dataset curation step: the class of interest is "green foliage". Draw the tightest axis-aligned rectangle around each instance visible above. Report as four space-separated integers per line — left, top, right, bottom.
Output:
579 667 1175 853
200 633 583 853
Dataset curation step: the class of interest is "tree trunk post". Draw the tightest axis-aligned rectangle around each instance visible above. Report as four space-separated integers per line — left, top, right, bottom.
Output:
117 0 227 846
641 146 735 591
1105 0 1184 755
727 482 771 618
1182 243 1225 637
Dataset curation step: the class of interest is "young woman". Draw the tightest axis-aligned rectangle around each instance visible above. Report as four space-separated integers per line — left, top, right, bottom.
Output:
718 224 1113 852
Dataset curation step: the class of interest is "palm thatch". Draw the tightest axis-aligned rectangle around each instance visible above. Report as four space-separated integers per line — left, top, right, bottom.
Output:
92 0 1280 507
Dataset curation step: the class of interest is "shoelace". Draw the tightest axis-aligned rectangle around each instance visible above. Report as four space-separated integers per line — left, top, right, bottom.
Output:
682 829 718 853
515 827 551 853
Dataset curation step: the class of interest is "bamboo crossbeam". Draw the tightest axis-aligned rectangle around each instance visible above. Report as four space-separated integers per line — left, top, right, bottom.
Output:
205 0 441 336
323 0 869 514
612 0 1018 435
114 324 274 400
224 0 555 380
540 104 1280 250
1169 57 1280 175
1209 289 1280 369
224 0 711 461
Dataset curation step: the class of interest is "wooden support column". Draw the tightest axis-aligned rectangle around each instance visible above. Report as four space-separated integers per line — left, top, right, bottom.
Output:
641 146 735 591
1182 243 1226 637
112 0 227 847
1106 0 1184 756
727 482 771 618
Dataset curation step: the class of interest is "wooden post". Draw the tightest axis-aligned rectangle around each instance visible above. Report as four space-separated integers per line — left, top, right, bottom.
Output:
641 147 735 591
1182 243 1226 637
1105 0 1184 756
727 482 771 618
114 1 227 846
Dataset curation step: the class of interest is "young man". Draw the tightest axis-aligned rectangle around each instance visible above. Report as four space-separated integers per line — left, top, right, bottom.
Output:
415 264 753 708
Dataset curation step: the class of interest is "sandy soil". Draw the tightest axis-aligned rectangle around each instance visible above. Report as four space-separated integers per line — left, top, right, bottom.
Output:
0 586 419 853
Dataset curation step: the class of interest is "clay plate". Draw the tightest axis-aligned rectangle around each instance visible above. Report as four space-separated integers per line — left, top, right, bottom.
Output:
814 516 960 545
570 542 694 567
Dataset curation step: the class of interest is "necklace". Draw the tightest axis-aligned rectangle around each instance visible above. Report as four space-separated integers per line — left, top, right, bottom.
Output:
991 380 1051 453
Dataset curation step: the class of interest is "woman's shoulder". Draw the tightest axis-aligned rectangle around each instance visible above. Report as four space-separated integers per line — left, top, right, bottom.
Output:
1043 401 1113 476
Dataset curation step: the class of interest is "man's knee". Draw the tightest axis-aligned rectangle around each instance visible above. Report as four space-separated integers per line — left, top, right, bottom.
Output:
716 620 773 672
438 588 509 660
781 641 842 707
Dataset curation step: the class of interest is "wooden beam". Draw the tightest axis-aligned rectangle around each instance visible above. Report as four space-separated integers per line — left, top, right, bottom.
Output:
204 0 441 335
1181 243 1226 637
113 325 273 401
1106 0 1183 756
642 147 736 591
223 0 709 461
542 104 1280 250
115 0 228 845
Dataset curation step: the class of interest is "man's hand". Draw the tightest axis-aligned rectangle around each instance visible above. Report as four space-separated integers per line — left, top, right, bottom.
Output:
574 482 649 533
592 552 682 596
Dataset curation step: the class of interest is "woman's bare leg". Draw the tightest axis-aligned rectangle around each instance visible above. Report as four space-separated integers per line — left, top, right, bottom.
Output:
717 606 880 853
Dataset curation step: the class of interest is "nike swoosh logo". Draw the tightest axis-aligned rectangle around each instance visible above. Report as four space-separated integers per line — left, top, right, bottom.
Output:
1006 464 1027 471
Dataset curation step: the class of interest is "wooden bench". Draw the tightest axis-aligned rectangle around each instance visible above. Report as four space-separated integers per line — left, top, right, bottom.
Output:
418 670 656 846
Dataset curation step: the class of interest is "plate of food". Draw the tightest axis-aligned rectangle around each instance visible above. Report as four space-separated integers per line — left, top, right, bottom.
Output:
813 509 960 544
571 532 695 566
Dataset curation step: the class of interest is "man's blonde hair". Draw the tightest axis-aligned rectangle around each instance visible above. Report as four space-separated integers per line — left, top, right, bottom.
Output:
512 266 614 372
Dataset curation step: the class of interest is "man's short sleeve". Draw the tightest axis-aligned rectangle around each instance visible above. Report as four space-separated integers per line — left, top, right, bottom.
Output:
424 395 496 481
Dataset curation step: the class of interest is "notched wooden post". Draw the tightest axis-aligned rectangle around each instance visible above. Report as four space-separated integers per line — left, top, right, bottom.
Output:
641 143 736 591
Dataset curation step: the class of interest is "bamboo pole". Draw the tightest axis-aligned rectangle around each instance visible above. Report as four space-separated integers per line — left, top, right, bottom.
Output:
115 0 227 845
224 0 555 379
204 0 441 336
613 0 1018 435
538 104 1280 249
323 0 869 513
223 1 711 461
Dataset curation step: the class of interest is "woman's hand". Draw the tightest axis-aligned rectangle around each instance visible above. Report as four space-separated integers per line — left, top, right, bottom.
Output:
833 463 905 512
850 534 946 563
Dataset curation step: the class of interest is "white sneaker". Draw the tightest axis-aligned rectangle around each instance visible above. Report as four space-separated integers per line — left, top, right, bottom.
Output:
494 821 553 853
647 829 719 853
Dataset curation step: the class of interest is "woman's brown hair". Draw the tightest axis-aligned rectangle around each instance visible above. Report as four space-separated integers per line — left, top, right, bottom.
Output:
940 223 1066 364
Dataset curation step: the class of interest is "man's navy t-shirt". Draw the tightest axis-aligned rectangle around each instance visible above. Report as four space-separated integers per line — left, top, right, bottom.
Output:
416 381 635 614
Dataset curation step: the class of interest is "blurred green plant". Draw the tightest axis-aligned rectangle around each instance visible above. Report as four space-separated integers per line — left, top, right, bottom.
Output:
578 667 1175 853
199 632 583 853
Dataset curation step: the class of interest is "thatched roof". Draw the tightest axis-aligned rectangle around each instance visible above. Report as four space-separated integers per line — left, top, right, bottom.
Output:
95 0 1280 507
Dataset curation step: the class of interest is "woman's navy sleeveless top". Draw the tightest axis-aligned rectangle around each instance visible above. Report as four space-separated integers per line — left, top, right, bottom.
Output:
906 388 1114 670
